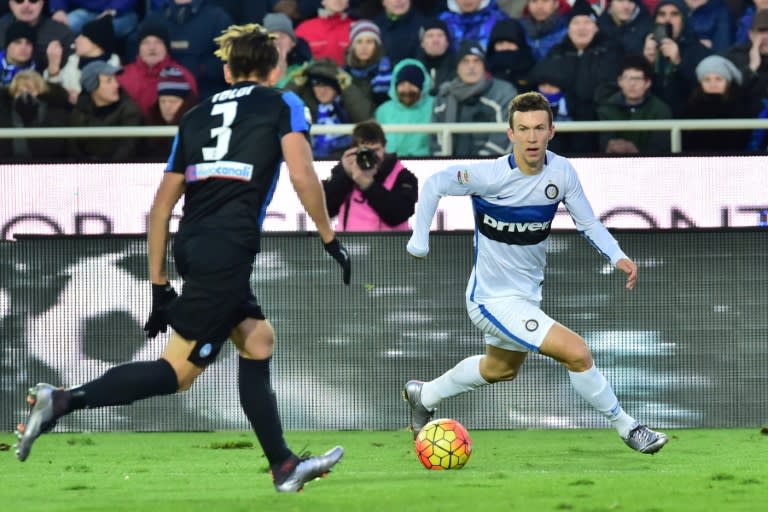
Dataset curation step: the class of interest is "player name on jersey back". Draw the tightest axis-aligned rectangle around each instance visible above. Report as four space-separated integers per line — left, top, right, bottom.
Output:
211 85 256 103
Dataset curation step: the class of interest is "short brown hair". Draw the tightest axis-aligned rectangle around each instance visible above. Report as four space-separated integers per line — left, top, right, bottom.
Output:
508 91 553 128
352 120 387 146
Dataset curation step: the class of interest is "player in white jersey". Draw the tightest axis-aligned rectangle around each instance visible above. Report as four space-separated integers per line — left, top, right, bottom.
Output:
403 92 668 454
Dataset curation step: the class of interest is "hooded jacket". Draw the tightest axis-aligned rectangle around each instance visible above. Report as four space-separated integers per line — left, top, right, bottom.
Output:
649 0 712 115
375 59 434 157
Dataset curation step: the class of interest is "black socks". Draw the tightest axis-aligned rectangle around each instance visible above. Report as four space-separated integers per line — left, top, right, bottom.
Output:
238 357 293 467
62 359 178 414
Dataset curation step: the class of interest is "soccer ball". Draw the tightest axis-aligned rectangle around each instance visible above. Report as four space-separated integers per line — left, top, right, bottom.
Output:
415 418 472 470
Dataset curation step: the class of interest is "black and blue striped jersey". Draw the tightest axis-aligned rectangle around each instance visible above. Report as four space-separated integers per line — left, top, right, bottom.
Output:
166 81 310 248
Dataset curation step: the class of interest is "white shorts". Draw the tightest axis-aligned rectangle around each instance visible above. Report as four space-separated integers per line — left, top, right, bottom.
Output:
466 297 556 353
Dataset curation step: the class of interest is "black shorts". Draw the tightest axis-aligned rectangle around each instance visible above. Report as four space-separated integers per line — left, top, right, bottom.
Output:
167 230 265 366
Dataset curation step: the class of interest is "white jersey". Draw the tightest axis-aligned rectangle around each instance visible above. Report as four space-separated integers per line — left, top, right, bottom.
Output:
407 151 627 304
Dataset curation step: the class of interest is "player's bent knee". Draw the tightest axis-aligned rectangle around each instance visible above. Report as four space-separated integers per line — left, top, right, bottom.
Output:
233 319 275 359
480 360 521 382
484 367 519 383
162 357 204 392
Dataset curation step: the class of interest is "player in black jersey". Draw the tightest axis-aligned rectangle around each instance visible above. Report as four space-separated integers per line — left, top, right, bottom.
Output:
16 24 350 493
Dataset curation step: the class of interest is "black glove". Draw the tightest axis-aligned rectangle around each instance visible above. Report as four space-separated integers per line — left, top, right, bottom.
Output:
324 238 351 285
144 283 178 338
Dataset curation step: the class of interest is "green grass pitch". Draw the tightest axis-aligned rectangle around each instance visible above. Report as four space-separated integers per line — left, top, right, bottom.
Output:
1 429 765 512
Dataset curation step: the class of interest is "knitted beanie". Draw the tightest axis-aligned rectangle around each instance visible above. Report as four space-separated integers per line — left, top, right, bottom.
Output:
349 20 381 45
396 64 425 90
157 66 192 98
5 21 36 48
81 15 116 56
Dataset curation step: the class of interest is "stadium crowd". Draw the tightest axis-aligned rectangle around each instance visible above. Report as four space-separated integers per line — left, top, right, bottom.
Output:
1 0 768 161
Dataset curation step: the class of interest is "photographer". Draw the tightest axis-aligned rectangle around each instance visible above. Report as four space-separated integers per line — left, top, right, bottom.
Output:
323 120 418 232
641 0 711 116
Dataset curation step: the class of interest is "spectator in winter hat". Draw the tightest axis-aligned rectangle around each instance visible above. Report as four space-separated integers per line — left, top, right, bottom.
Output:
137 0 233 99
79 14 117 57
681 54 755 152
695 53 742 85
295 0 353 66
79 59 121 94
375 59 434 156
641 0 711 116
263 12 313 88
431 40 518 156
70 59 143 162
45 14 122 104
417 17 456 95
1 21 36 85
527 0 622 154
597 0 653 57
344 19 392 107
486 18 535 92
144 66 199 158
0 0 74 71
285 57 373 157
118 22 198 118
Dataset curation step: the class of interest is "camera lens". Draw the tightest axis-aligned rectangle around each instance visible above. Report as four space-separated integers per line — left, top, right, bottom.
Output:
356 148 378 170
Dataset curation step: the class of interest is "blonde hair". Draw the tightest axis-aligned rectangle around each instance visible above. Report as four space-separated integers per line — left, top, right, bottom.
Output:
9 70 49 98
213 24 278 81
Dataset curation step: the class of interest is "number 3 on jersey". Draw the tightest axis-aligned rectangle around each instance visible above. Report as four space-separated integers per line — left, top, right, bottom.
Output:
202 101 237 161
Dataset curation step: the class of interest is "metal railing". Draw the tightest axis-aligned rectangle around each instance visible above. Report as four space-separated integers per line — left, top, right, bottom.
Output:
2 118 768 154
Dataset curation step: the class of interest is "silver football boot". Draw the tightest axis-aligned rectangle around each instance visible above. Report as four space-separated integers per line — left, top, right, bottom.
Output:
623 424 669 454
16 383 60 462
273 446 344 492
402 380 436 439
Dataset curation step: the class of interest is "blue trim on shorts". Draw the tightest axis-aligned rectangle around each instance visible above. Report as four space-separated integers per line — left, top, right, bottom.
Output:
478 304 540 353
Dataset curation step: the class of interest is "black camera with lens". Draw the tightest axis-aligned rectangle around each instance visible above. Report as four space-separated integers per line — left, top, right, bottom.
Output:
356 147 380 170
651 22 672 43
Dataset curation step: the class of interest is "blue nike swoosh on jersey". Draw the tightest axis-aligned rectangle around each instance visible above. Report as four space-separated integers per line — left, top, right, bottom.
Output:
496 195 513 200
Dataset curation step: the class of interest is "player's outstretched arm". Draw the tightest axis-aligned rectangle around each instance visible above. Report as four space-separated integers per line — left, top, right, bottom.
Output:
407 165 473 258
615 258 638 290
407 173 440 258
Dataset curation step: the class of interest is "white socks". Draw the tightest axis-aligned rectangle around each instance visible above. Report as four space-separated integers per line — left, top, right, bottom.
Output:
420 355 488 410
568 366 637 438
419 358 637 438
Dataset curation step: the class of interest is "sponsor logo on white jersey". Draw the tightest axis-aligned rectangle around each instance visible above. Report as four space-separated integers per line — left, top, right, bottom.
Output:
482 215 551 232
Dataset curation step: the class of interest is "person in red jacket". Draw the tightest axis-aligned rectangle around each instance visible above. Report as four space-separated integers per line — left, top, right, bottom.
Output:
295 0 353 66
117 23 198 118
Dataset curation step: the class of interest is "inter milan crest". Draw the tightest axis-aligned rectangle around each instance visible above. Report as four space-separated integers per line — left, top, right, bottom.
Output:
545 184 559 200
525 319 539 332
